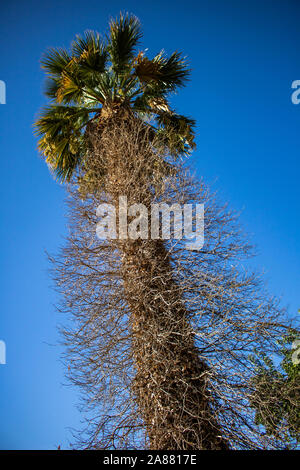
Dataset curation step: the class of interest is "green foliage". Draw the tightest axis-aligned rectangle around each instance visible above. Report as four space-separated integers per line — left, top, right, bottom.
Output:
107 12 142 74
134 50 190 91
35 13 196 182
250 328 300 448
41 48 71 75
156 113 196 156
35 106 90 181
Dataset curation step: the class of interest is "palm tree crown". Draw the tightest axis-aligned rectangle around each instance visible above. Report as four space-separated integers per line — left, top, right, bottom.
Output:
35 13 196 182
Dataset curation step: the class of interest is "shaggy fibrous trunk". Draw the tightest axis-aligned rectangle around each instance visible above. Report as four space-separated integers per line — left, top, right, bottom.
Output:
85 112 228 449
120 238 228 449
56 111 292 450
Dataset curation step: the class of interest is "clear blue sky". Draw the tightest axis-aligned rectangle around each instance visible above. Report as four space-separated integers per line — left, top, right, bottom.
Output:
0 0 299 449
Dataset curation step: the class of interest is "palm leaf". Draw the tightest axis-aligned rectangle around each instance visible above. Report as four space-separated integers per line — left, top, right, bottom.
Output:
56 70 82 104
44 76 61 100
36 13 196 181
134 54 161 83
108 13 142 74
35 105 93 181
72 31 108 75
41 48 72 76
155 112 196 156
72 31 102 57
135 51 190 92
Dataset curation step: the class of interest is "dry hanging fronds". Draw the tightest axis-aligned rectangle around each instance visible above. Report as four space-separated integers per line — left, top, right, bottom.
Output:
51 117 298 449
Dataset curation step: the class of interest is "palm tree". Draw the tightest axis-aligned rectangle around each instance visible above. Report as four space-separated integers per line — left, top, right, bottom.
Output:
35 13 228 449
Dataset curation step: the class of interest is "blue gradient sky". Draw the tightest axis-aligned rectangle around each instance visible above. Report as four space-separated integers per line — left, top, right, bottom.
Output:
0 0 299 449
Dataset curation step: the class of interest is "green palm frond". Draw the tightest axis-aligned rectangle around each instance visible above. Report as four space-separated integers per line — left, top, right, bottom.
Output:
155 112 196 156
108 12 142 74
35 105 90 136
41 48 71 75
135 51 190 92
72 31 108 74
133 94 171 120
153 51 190 89
119 74 139 98
55 63 106 106
72 31 102 57
56 69 82 104
36 13 196 183
95 72 115 102
37 131 81 182
42 49 83 105
35 105 93 181
44 76 61 100
134 54 161 82
42 37 108 105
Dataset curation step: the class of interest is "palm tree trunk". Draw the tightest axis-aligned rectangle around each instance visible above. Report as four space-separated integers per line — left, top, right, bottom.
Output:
120 238 228 449
90 114 228 449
